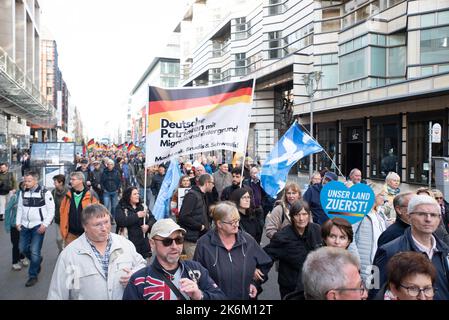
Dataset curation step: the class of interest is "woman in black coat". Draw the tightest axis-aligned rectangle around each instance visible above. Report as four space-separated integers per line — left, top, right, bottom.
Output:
230 188 263 244
115 186 156 258
264 200 322 299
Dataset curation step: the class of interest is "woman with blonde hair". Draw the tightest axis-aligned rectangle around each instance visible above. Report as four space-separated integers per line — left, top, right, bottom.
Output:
265 182 302 239
382 172 401 219
193 202 272 300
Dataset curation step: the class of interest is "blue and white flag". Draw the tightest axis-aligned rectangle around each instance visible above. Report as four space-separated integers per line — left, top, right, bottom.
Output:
152 159 182 220
260 122 323 198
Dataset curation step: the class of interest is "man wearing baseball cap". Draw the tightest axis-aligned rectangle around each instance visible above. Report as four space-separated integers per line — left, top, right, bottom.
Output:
303 171 339 225
123 219 226 300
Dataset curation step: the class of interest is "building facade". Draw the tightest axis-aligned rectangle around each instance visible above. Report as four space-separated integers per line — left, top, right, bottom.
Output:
0 0 56 163
172 0 449 186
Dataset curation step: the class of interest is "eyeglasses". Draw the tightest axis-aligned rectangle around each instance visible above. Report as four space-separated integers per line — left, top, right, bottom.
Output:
435 197 443 200
399 284 436 298
329 283 367 296
410 212 441 219
153 237 185 247
221 219 240 226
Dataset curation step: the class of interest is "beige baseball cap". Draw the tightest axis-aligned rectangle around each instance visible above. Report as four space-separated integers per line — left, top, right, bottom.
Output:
149 219 186 239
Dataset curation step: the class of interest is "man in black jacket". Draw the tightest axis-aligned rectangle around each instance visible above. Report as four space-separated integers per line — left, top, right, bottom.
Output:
371 195 449 300
178 174 215 259
377 192 414 247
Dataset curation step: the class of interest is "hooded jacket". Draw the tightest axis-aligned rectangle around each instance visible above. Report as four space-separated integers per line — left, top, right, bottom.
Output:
302 184 329 225
193 229 272 300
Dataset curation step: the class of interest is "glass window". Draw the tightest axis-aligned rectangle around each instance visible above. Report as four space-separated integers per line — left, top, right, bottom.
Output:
438 11 449 25
340 48 367 82
439 64 449 73
320 65 338 89
354 37 362 50
407 118 444 184
378 34 386 46
370 121 399 179
388 33 406 46
421 66 433 76
421 13 435 28
388 46 406 77
421 26 449 64
316 125 337 172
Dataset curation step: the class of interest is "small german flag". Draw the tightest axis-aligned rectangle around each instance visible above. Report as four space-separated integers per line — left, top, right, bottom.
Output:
87 138 95 151
128 142 136 152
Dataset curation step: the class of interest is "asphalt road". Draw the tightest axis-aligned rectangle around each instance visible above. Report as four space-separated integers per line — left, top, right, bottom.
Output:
0 222 280 300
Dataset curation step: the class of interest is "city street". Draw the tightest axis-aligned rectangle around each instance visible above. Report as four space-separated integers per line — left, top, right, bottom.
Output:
0 222 280 300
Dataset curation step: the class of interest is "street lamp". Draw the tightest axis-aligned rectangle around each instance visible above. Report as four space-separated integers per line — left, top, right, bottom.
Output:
302 71 322 178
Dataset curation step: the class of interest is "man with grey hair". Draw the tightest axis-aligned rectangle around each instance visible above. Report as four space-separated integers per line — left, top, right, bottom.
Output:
59 172 99 246
377 192 414 247
372 195 449 299
47 204 147 300
302 247 367 300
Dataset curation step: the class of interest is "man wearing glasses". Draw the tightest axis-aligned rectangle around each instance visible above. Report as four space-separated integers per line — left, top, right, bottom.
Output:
48 204 147 299
372 195 449 300
302 246 368 300
123 218 226 300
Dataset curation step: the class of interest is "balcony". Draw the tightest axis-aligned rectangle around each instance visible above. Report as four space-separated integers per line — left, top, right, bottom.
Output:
0 47 57 127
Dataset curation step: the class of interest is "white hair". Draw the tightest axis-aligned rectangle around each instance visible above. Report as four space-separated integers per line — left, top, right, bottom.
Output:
407 194 439 214
385 172 400 182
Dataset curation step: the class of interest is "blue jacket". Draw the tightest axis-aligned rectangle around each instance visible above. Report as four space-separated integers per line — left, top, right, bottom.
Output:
122 259 226 300
371 227 449 300
377 217 409 248
194 229 272 300
302 184 329 225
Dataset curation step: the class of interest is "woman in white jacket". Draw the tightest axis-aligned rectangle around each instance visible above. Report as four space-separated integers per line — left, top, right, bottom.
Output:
353 192 388 282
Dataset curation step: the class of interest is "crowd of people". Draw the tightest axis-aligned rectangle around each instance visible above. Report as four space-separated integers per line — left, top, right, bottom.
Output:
1 148 449 301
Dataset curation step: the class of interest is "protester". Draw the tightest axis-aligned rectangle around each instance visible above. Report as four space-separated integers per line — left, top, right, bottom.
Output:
16 171 55 287
212 163 232 199
4 181 27 271
60 172 100 246
47 204 147 299
178 174 215 259
230 188 263 243
150 164 166 200
302 247 368 300
115 186 156 259
101 159 121 221
264 200 322 298
123 218 226 300
433 189 449 233
372 195 449 300
52 174 69 252
309 171 322 186
377 251 437 300
382 172 401 220
321 217 353 249
0 162 17 221
243 166 273 220
89 160 104 203
193 202 272 299
353 192 389 281
265 182 301 239
170 175 191 219
303 171 338 225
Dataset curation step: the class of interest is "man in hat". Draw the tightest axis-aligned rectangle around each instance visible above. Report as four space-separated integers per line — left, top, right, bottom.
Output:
123 218 226 300
303 171 338 225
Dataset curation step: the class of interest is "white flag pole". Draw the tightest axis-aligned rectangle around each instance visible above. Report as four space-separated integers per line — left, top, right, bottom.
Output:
239 79 256 188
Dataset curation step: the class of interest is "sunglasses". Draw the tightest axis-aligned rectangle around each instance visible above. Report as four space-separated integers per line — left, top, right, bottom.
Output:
153 237 185 247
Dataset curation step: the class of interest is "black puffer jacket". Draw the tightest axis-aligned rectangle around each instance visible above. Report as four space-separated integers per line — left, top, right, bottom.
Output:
115 201 156 258
264 223 322 295
178 186 210 242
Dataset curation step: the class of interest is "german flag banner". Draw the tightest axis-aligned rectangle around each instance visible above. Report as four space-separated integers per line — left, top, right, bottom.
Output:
87 138 95 151
146 79 255 166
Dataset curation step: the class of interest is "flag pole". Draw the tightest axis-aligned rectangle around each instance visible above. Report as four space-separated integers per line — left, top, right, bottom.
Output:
239 78 256 188
297 121 345 178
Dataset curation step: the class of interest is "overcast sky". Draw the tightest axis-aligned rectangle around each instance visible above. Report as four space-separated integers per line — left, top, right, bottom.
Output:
39 0 187 139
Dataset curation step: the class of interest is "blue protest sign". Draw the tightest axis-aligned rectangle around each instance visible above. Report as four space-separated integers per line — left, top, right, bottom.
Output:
320 181 375 224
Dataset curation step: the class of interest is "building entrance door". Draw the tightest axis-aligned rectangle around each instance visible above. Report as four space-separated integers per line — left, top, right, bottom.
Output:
342 124 364 177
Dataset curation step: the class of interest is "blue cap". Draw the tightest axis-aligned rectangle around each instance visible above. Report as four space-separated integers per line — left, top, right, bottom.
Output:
324 171 338 181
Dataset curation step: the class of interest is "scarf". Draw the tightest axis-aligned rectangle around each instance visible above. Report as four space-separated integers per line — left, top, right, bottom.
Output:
386 185 400 196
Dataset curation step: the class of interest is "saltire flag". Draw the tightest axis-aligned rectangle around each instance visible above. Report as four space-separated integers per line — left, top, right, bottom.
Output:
152 159 182 220
87 138 95 151
260 122 324 198
145 79 255 167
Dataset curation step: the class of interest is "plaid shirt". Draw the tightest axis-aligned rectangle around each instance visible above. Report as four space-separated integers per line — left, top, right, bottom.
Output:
87 235 113 279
